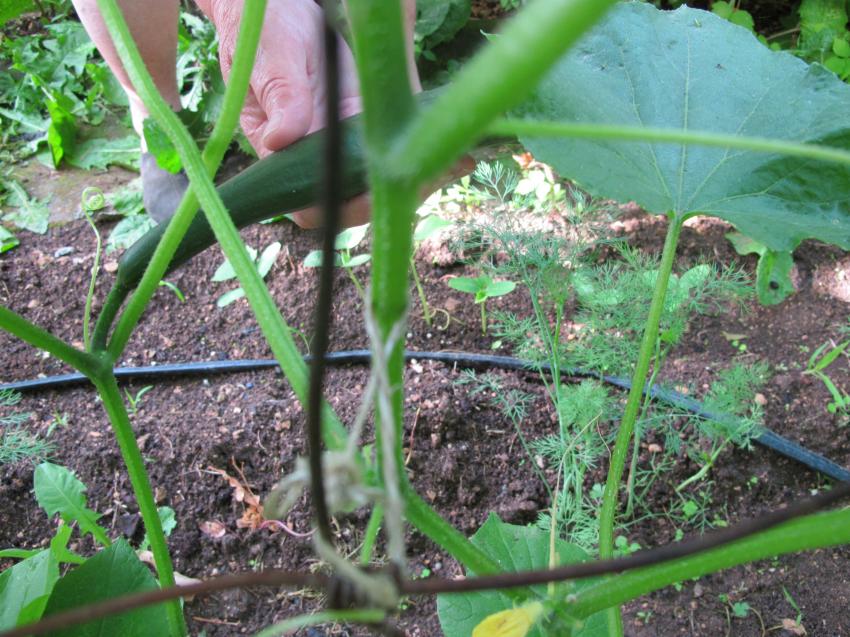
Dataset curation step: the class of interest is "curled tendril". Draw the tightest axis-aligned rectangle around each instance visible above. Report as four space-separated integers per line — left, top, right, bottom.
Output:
81 187 106 214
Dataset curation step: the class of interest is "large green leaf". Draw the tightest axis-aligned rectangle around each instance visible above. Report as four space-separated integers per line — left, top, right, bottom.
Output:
33 463 111 547
0 550 58 629
437 514 609 637
515 2 850 252
43 540 171 637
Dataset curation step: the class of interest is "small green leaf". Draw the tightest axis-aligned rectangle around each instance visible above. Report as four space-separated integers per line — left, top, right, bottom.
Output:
142 119 182 174
2 180 50 234
334 224 369 251
0 550 59 630
139 507 176 553
833 37 850 58
106 214 156 253
49 523 85 565
212 246 258 282
33 463 111 547
344 253 371 267
303 250 323 267
43 540 170 637
414 214 453 243
216 287 246 307
256 242 282 278
732 601 751 618
485 280 517 298
46 98 77 168
728 9 755 31
812 340 850 372
0 226 19 253
106 181 144 217
448 275 486 295
710 1 733 19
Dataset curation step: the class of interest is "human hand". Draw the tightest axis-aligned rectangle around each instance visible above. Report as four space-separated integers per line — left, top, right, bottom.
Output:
195 0 421 228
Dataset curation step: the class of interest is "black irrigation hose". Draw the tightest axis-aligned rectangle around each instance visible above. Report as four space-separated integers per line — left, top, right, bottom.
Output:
3 350 849 483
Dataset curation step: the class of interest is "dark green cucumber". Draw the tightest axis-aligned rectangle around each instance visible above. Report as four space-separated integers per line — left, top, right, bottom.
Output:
116 114 368 292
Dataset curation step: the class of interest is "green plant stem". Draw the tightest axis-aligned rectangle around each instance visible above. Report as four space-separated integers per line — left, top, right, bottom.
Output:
568 507 850 619
480 301 487 334
359 503 384 566
81 196 103 352
676 440 729 492
94 0 347 451
598 216 682 637
0 306 105 378
487 118 850 168
402 482 501 576
99 0 269 358
409 258 432 326
92 372 184 636
91 282 127 351
390 0 619 186
625 341 663 518
345 267 366 300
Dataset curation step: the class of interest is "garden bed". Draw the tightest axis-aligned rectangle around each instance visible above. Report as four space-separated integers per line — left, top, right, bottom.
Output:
1 193 849 636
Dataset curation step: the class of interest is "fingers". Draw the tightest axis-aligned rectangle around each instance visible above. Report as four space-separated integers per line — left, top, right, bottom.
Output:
253 60 316 152
290 194 372 230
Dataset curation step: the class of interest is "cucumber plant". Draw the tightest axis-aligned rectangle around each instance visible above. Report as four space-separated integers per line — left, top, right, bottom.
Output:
303 224 370 298
448 274 516 333
4 1 850 636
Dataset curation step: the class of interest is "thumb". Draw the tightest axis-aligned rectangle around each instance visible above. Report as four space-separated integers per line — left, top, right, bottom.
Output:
257 73 314 152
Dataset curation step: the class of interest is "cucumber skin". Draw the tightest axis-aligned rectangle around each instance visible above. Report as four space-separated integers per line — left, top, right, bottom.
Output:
115 115 367 291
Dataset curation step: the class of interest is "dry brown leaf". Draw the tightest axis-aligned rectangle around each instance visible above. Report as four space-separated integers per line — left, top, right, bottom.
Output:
781 618 807 636
198 520 227 538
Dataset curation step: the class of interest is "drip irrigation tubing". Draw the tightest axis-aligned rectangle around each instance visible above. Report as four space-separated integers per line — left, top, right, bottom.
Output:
3 349 849 483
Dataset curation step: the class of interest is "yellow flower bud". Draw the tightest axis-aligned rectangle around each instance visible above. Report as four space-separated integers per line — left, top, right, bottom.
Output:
472 601 545 637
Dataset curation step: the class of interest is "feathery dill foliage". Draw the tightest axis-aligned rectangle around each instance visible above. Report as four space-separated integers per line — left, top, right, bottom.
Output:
699 362 770 447
0 388 54 466
569 245 752 376
455 204 762 550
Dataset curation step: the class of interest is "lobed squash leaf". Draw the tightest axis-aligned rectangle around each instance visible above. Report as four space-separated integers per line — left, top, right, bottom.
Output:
514 2 850 253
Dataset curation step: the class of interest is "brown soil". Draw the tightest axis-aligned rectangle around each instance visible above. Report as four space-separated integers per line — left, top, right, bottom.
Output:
2 2 849 636
1 184 849 636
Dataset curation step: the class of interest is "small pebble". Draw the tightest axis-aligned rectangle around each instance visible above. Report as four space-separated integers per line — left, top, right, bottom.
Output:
54 246 74 257
754 393 768 406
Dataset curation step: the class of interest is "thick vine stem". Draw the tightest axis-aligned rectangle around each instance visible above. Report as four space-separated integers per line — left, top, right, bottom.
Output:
92 372 185 636
0 306 106 378
598 215 682 636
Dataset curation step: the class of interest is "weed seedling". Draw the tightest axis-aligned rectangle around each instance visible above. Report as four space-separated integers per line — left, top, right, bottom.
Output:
213 241 282 307
124 385 153 415
412 213 453 326
157 279 186 302
304 224 370 298
803 339 850 418
448 275 516 333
